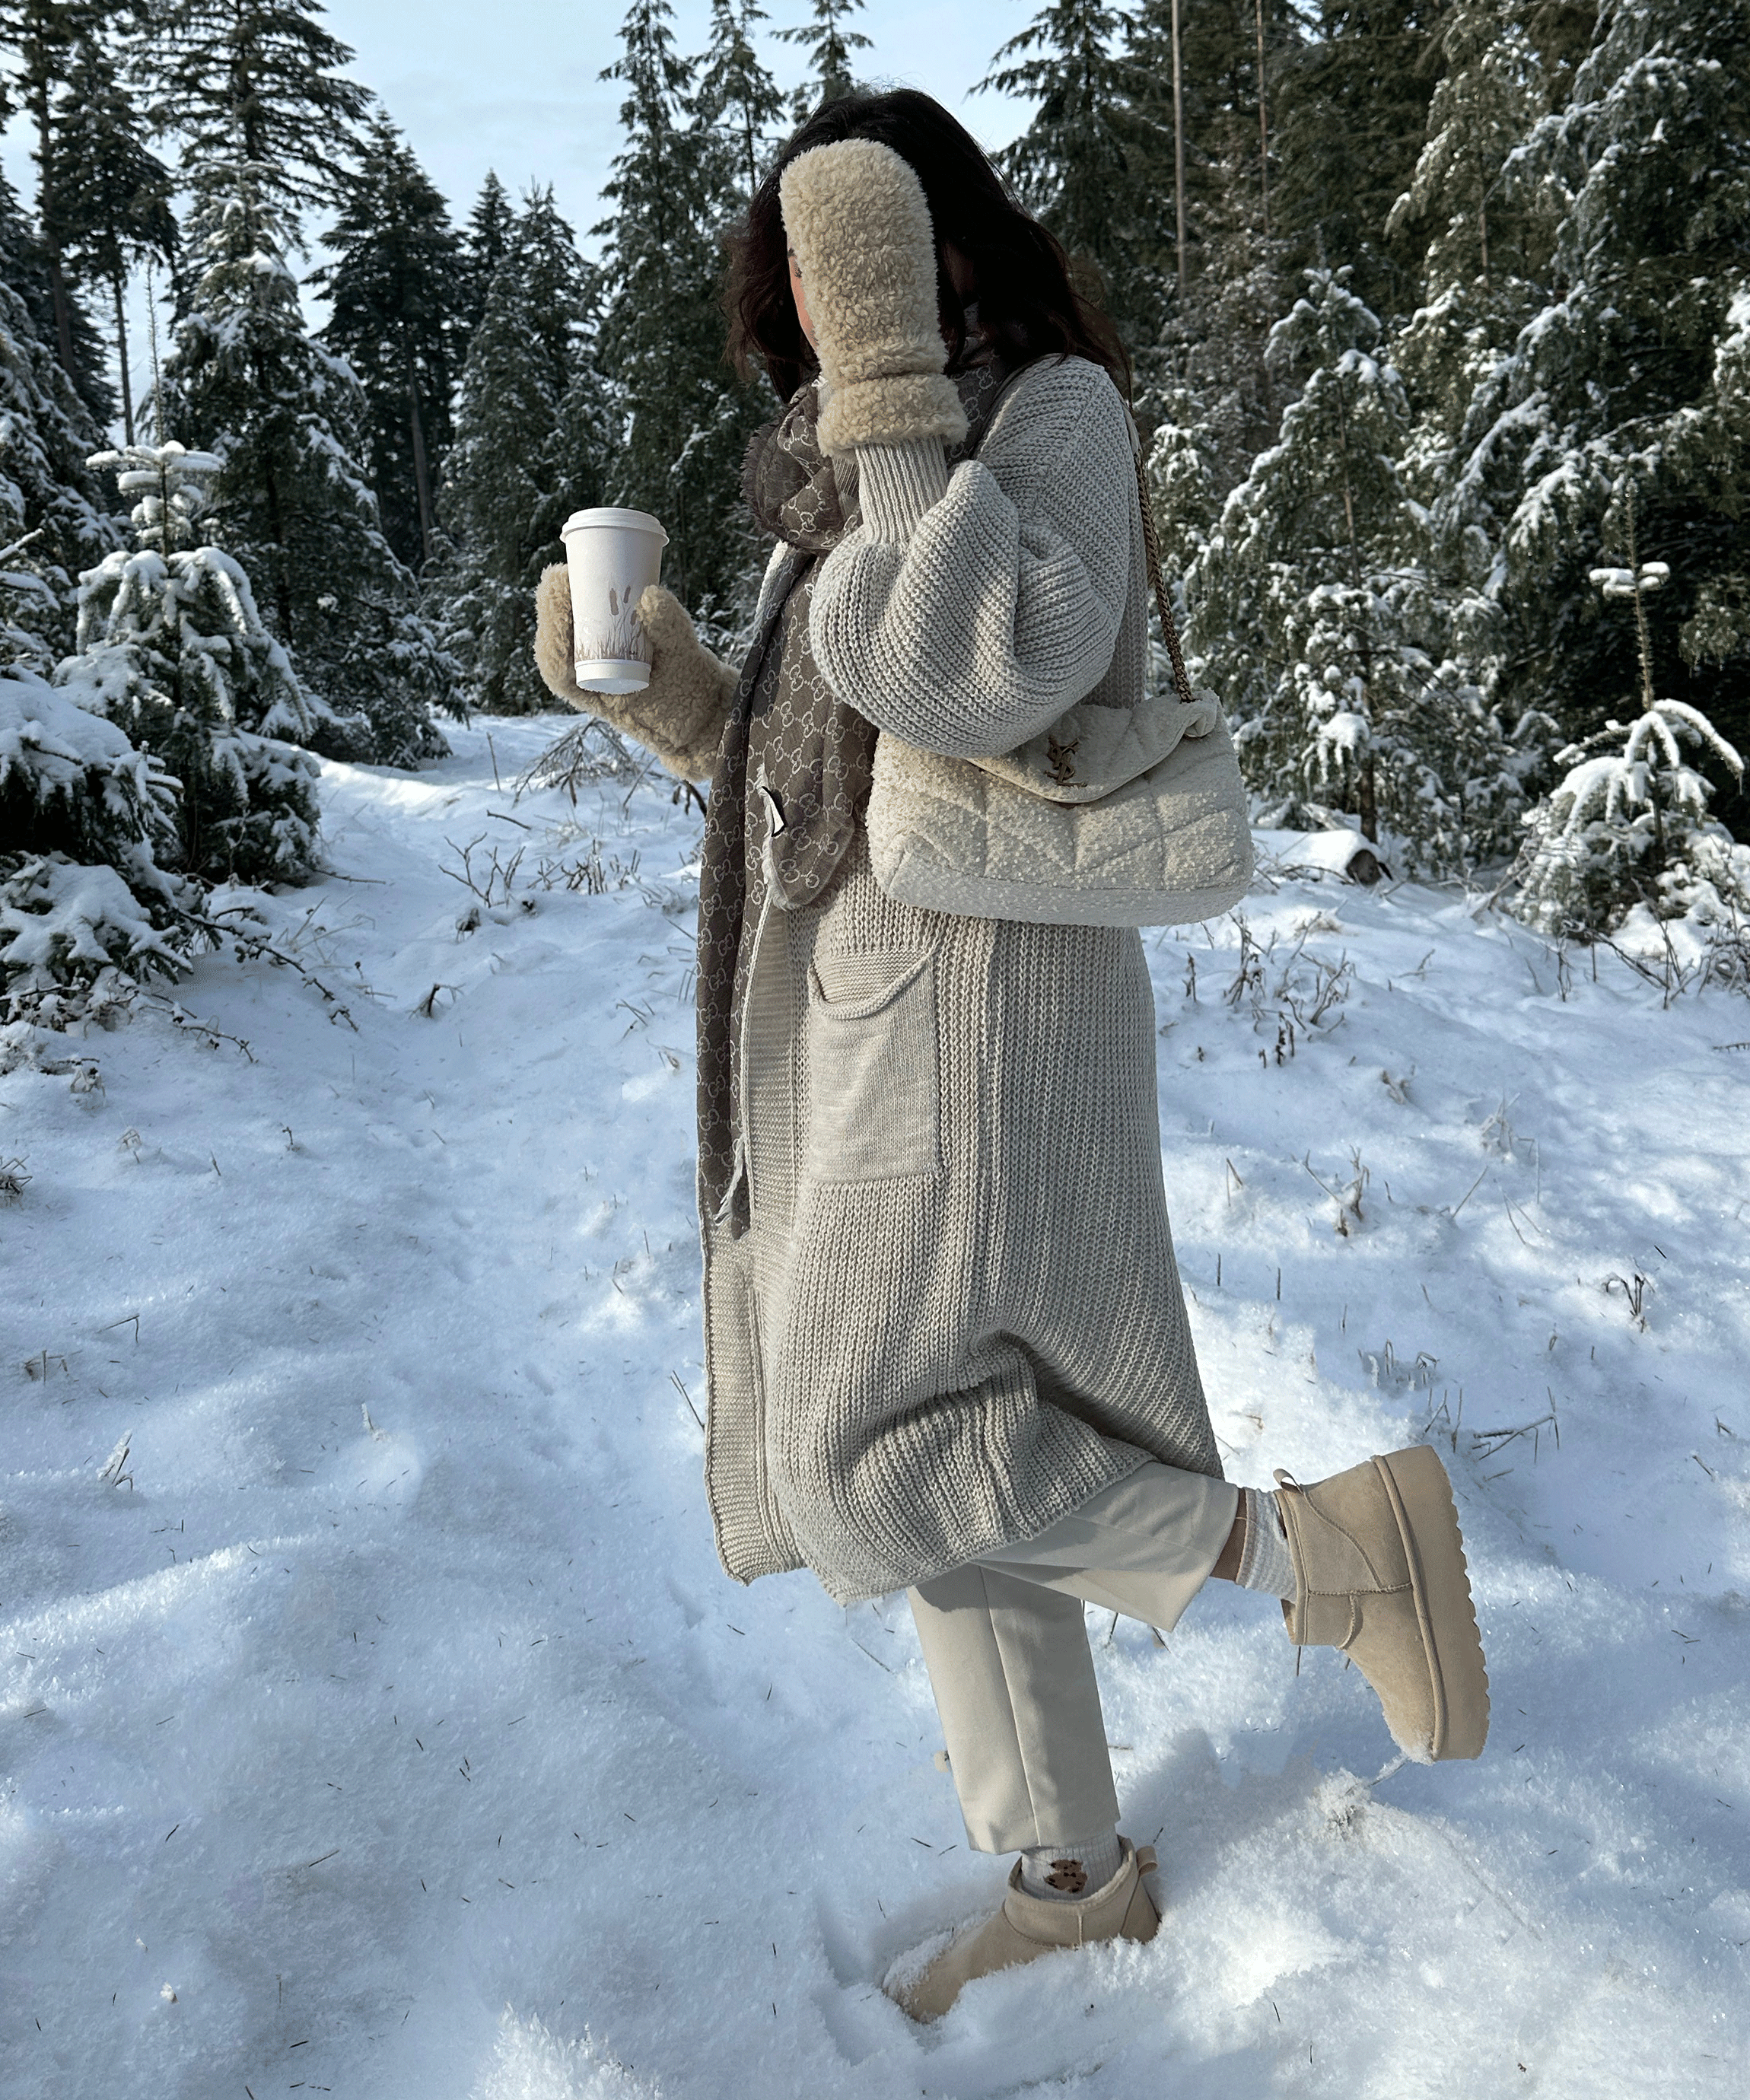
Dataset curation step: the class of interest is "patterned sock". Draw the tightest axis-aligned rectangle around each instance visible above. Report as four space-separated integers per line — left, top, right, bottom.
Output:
1018 1828 1124 1901
1236 1485 1295 1599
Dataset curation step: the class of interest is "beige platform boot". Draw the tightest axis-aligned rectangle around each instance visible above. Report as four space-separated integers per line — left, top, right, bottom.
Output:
886 1837 1160 2023
1274 1443 1490 1761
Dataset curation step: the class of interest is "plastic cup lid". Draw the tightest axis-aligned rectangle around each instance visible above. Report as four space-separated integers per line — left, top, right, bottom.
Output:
562 506 667 543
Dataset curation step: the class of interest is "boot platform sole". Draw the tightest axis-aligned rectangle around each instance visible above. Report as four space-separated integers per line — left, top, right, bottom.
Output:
1372 1446 1491 1760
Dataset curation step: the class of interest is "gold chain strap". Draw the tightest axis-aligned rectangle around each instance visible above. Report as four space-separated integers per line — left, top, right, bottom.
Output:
1133 447 1196 709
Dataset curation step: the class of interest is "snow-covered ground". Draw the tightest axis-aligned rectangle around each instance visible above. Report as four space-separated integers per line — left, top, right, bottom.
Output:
5 718 1749 2100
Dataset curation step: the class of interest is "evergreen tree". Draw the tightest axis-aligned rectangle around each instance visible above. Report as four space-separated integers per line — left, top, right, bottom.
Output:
976 2 1163 347
595 2 771 626
776 0 872 119
1145 392 1220 579
0 170 119 672
1188 268 1538 873
51 18 179 447
1272 3 1447 323
457 171 514 342
160 168 457 762
1387 0 1550 493
0 0 119 425
1515 495 1748 938
438 189 609 714
1440 0 1750 811
1126 1 1303 498
1386 1 1548 303
151 0 457 761
1126 0 1300 287
1516 703 1749 940
1 665 187 1022
147 0 371 224
55 440 323 883
698 0 786 202
1522 0 1602 107
316 119 463 570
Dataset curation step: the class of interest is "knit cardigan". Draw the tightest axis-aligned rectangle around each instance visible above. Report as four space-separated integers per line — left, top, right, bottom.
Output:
697 353 1223 1604
811 355 1144 756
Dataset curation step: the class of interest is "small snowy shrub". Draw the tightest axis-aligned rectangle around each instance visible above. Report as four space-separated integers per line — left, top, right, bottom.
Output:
0 854 186 1021
1516 496 1750 965
1513 702 1749 942
0 668 188 1020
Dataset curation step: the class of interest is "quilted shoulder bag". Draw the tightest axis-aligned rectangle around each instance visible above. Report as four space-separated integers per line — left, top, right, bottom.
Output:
863 391 1255 928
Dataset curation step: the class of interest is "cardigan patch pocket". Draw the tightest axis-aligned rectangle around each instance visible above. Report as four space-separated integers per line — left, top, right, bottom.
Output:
804 948 941 1182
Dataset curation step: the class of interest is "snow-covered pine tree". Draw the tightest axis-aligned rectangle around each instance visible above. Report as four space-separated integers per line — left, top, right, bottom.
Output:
315 118 463 571
1365 2 1556 813
975 2 1163 348
1271 2 1448 324
0 0 119 426
1387 0 1551 504
0 664 187 1020
1188 266 1536 874
1145 391 1220 581
1125 0 1300 284
595 2 772 630
438 189 608 714
1440 0 1750 798
160 179 457 763
55 440 323 884
457 172 514 345
44 14 178 450
0 217 183 1024
698 0 786 203
776 0 872 120
1514 486 1750 946
0 170 119 672
1 100 188 1020
1666 285 1750 700
1387 1 1547 309
150 1 457 761
1125 1 1302 507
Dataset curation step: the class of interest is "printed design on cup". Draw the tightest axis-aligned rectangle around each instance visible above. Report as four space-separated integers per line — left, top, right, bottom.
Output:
562 507 668 693
576 581 650 668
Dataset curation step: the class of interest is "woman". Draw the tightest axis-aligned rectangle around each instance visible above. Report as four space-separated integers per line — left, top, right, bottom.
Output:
535 89 1488 2022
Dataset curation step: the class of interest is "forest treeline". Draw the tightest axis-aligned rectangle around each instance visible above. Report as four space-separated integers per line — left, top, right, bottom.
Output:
2 1 1746 1023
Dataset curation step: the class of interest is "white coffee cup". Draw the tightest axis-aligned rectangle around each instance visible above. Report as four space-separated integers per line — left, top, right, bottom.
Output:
560 507 670 695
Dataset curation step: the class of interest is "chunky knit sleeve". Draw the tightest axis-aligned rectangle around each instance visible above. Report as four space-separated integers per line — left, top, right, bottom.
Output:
808 357 1134 759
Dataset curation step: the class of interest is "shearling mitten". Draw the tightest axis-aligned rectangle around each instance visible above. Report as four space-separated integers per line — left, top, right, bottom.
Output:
533 565 733 784
778 138 966 458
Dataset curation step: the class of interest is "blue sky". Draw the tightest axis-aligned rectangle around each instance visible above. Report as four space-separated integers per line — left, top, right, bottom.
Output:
323 0 1033 245
0 2 1034 255
0 2 1037 415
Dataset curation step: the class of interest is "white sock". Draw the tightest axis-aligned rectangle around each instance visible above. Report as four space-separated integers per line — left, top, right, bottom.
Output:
1018 1829 1124 1901
1236 1485 1295 1599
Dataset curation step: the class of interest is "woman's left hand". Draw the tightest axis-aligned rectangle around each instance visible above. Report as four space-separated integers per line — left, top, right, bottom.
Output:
779 138 968 457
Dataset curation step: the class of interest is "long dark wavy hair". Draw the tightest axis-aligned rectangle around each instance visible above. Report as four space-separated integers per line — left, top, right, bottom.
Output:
723 88 1132 406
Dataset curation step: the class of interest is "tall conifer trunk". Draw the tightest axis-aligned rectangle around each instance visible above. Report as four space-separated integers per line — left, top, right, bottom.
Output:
1255 0 1270 238
1331 365 1378 843
407 367 434 567
30 84 79 378
1171 0 1187 298
113 279 135 447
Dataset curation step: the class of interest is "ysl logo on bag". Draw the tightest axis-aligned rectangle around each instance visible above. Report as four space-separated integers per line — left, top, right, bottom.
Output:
1045 732 1080 784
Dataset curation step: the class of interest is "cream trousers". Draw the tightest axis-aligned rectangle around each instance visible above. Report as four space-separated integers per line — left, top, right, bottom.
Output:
908 1459 1239 1853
